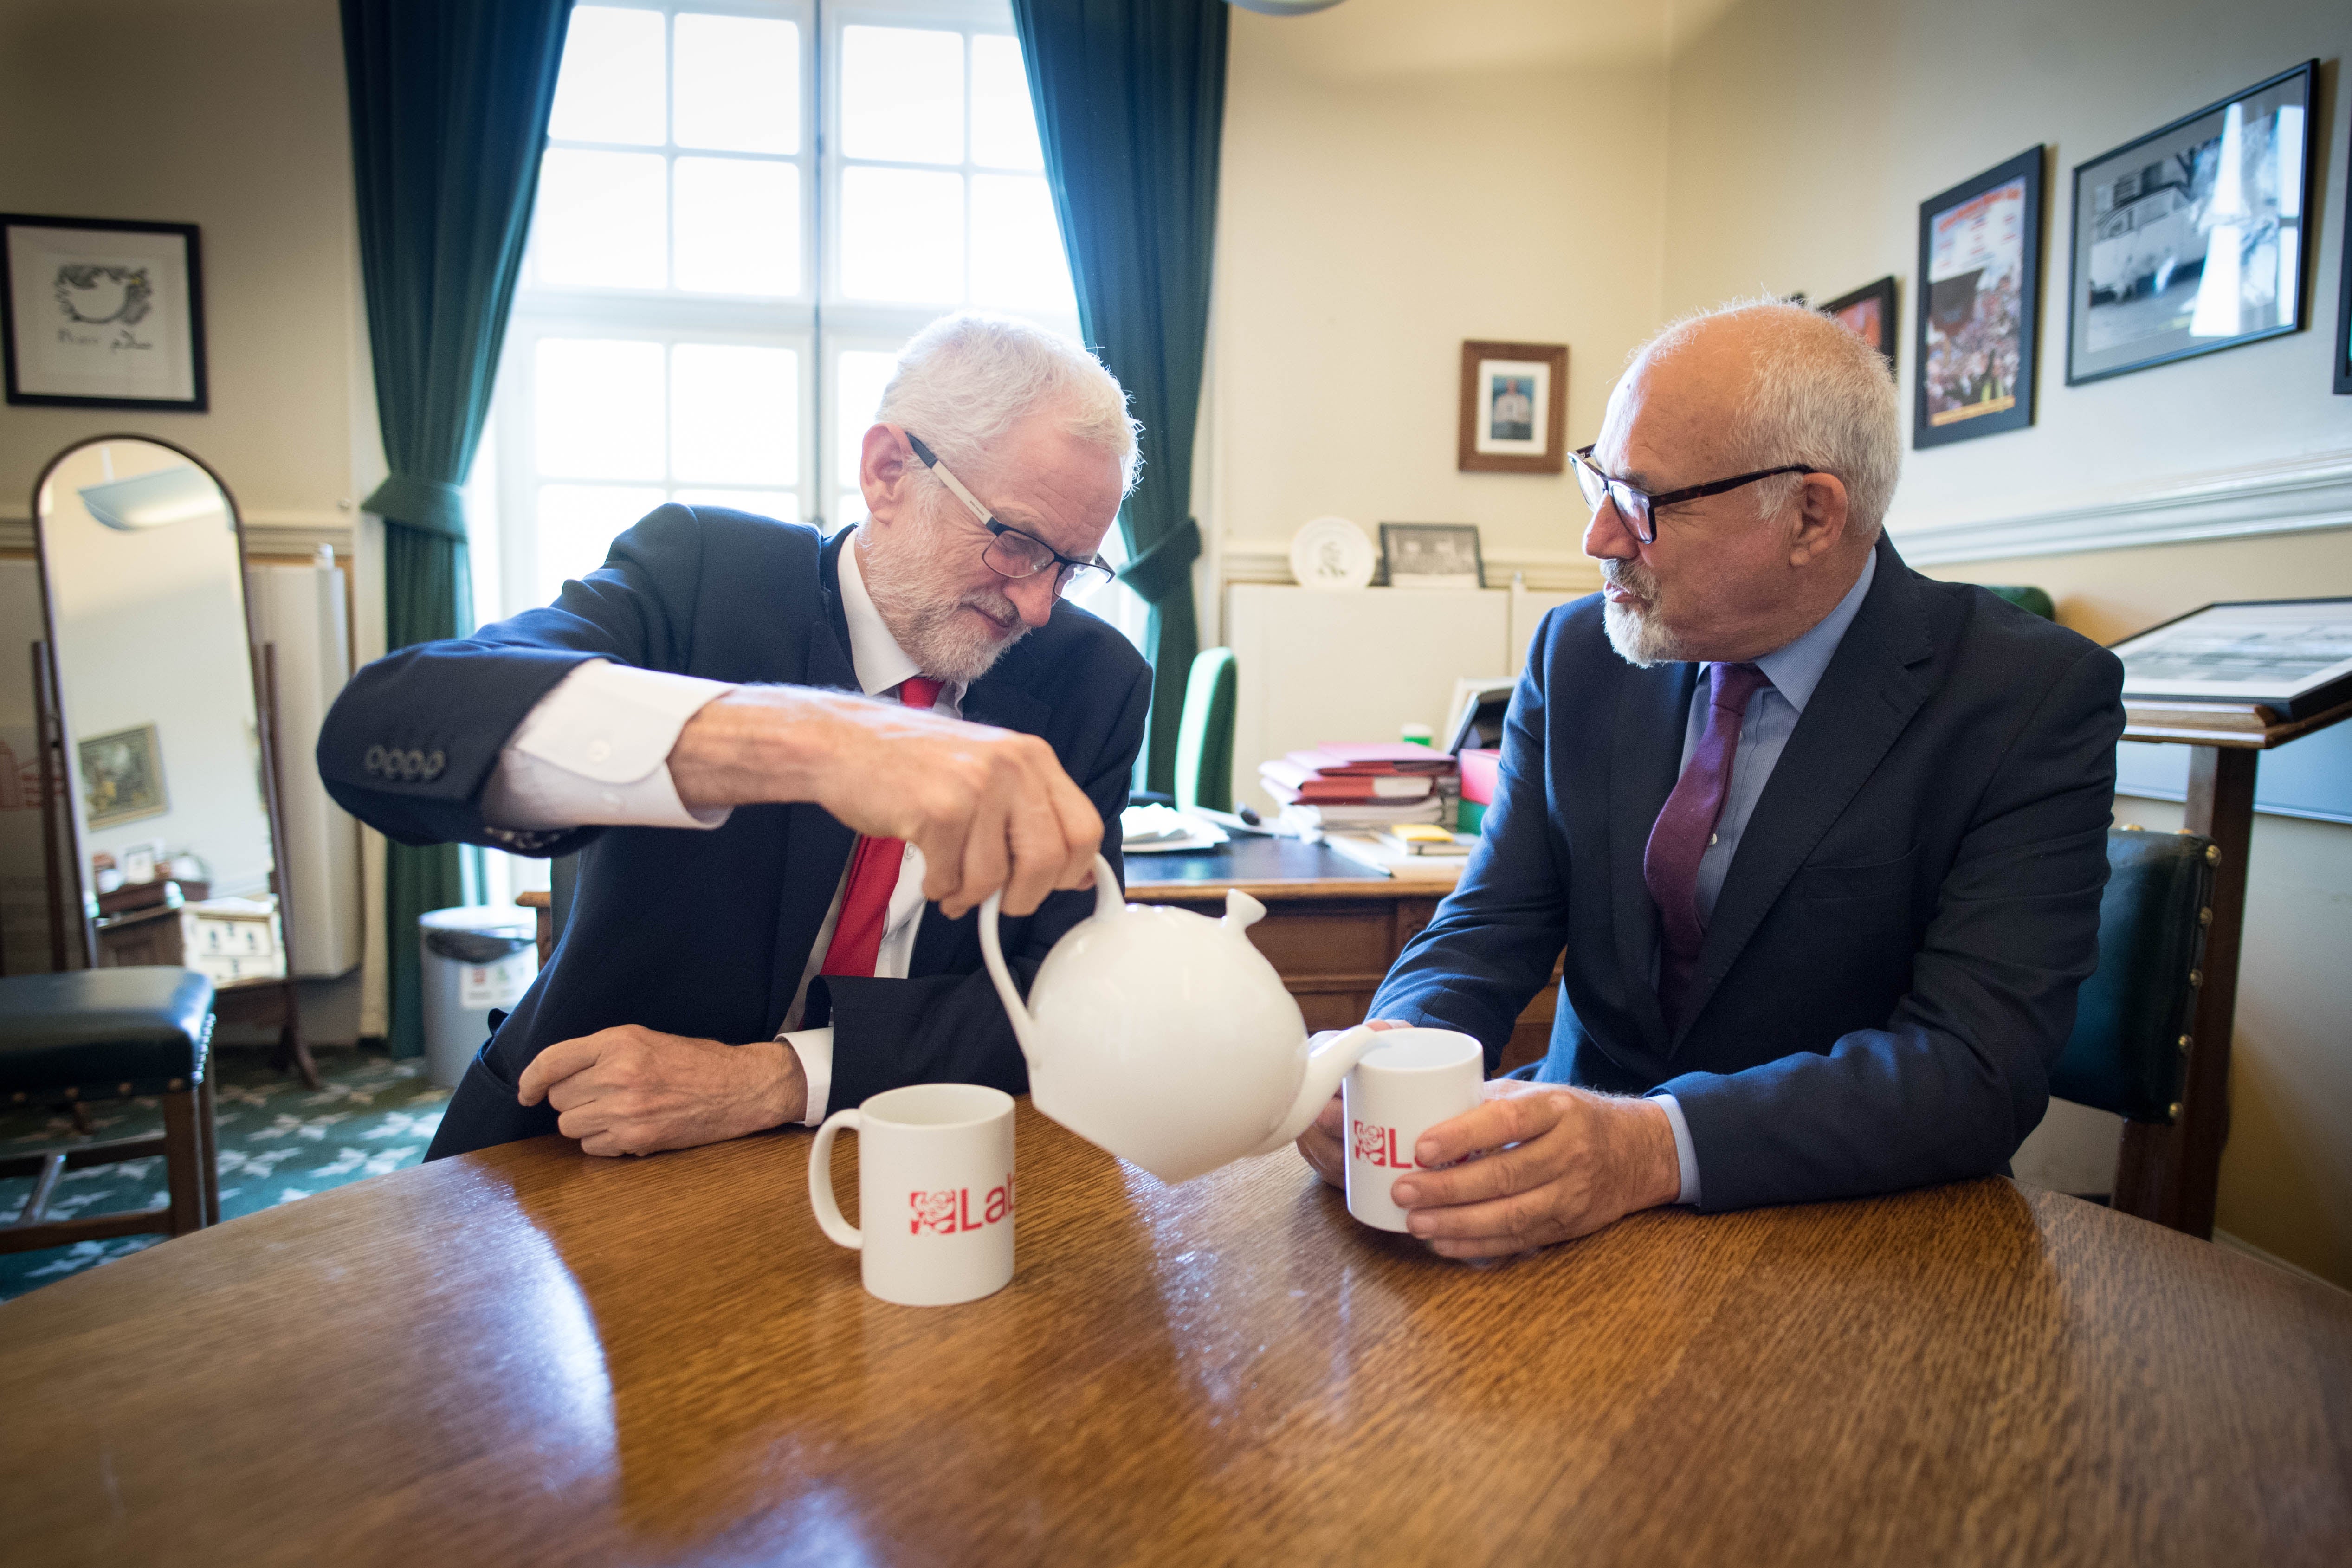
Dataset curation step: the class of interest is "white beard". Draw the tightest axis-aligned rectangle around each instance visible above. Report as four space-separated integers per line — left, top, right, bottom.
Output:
1599 562 1693 668
860 522 1030 684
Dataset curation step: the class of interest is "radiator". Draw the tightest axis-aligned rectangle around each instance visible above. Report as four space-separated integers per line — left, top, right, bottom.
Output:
246 558 362 977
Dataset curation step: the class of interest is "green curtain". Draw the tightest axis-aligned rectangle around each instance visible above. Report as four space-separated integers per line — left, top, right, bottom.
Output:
341 0 574 1053
1010 0 1228 794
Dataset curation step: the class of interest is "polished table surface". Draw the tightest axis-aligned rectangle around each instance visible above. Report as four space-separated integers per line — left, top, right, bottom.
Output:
3 1103 2348 1567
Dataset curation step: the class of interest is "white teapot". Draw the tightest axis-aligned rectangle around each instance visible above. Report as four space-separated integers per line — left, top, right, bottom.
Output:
978 854 1380 1183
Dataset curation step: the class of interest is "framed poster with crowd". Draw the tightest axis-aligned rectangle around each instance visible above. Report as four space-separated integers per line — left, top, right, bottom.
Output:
1913 148 2043 449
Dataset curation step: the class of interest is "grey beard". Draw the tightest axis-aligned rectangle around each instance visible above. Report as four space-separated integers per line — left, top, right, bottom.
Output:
894 595 1028 684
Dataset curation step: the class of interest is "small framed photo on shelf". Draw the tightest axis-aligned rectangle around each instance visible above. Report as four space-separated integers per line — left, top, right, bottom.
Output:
1822 276 1898 367
1915 147 2043 448
2 213 207 411
2066 61 2316 387
1458 340 1567 473
1380 523 1485 590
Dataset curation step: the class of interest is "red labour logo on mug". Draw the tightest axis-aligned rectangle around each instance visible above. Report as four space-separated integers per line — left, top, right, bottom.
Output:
908 1175 1014 1235
1352 1120 1417 1170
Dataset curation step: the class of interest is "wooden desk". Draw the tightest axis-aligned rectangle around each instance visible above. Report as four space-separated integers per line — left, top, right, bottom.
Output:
1126 838 1557 1068
2 1105 2345 1565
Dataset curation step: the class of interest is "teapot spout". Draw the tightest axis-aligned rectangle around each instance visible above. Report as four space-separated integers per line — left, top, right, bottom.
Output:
1249 1024 1383 1157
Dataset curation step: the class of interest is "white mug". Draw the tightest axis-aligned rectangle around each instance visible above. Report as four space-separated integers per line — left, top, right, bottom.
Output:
808 1082 1016 1307
1342 1028 1484 1232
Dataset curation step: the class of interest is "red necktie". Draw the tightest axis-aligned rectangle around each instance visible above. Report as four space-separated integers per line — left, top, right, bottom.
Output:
1643 661 1770 1032
820 676 944 977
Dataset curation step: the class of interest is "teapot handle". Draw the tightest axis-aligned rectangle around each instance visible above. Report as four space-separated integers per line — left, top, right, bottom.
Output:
977 852 1123 1055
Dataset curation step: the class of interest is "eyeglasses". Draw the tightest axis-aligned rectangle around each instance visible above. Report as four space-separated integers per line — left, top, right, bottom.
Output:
1569 444 1818 545
903 431 1116 596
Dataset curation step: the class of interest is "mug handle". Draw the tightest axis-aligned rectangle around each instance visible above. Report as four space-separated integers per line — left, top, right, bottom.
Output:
807 1109 864 1250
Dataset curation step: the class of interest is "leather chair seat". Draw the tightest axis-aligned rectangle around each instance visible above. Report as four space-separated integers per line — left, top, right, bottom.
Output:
0 968 217 1098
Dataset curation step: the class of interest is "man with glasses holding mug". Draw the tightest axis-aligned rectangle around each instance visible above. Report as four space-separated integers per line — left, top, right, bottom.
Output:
1298 298 2125 1258
322 313 1150 1160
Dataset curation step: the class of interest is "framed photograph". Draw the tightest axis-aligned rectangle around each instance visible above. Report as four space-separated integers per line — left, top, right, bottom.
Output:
2110 597 2352 720
2066 62 2317 386
1380 523 1485 590
2 214 207 410
1822 276 1898 367
1458 341 1567 473
78 723 169 828
2336 125 2352 394
1915 148 2043 448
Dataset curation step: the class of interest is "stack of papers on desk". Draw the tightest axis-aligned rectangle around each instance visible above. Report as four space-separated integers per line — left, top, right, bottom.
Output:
1321 832 1471 882
1119 804 1230 855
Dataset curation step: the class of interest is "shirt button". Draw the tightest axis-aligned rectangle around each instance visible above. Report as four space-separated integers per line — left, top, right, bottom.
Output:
1709 833 1719 846
587 739 612 764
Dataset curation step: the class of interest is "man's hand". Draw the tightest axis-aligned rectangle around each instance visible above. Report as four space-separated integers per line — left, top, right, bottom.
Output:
1295 1019 1412 1186
667 685 1099 918
516 1026 807 1157
1390 1082 1682 1258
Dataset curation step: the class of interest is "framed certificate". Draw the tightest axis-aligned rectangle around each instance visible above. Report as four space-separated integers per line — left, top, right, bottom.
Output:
2111 598 2352 718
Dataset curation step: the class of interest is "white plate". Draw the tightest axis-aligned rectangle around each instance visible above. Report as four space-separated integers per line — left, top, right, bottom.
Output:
1288 516 1375 591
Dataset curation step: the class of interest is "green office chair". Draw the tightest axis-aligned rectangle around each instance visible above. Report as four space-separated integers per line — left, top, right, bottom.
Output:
1175 647 1237 815
1983 585 2055 621
2048 826 2217 1201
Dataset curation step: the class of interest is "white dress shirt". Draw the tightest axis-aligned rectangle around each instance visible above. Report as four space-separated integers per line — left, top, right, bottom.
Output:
480 534 957 1126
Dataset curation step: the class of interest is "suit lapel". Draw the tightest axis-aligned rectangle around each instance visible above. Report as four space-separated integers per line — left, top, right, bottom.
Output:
768 530 864 1026
905 642 1053 979
1675 538 1936 1043
1610 659 1699 1054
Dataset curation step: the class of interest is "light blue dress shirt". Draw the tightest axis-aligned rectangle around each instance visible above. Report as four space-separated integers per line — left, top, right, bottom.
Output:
1650 549 1877 1206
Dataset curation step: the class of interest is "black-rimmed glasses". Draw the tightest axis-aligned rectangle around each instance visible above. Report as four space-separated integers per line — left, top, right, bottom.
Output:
904 432 1116 596
1569 444 1818 544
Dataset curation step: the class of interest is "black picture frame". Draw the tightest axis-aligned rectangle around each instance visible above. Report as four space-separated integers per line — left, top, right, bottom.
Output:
1378 523 1485 589
1822 275 1898 368
2066 61 2318 387
1914 147 2043 449
1 213 208 412
2337 122 2352 395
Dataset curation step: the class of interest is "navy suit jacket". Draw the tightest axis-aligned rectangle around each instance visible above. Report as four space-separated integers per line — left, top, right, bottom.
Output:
317 507 1150 1158
1369 535 2126 1210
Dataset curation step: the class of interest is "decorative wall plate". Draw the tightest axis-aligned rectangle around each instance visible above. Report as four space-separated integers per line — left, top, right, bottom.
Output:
1288 516 1375 591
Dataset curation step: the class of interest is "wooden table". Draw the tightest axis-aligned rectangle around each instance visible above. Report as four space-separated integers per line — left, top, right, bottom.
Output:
2114 695 2352 1236
1126 837 1557 1066
3 1104 2346 1566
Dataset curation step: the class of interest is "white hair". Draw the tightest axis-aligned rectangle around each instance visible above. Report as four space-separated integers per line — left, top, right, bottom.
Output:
874 312 1143 496
1634 297 1901 540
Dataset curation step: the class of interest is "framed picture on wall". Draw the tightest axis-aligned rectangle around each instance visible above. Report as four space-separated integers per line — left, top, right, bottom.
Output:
78 723 168 828
2336 132 2352 395
1458 340 1568 473
1914 148 2043 448
0 214 207 411
2065 61 2317 386
1822 276 1898 368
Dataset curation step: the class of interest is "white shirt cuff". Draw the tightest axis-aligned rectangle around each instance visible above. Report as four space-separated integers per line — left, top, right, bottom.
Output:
1649 1092 1700 1207
481 660 737 831
782 1027 834 1126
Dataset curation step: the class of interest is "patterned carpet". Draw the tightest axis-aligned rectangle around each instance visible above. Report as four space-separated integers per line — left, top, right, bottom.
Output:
0 1048 447 1304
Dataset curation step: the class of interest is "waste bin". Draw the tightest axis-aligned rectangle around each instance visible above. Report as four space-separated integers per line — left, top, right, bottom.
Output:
419 905 540 1089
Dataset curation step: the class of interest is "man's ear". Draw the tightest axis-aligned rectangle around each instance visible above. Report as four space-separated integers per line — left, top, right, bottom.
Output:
1788 471 1850 567
860 424 915 529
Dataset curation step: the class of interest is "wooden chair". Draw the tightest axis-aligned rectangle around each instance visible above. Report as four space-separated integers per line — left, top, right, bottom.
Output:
2047 826 2218 1219
1 968 220 1251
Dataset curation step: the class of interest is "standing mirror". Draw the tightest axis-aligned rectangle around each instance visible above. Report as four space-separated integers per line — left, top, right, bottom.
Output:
31 435 313 1086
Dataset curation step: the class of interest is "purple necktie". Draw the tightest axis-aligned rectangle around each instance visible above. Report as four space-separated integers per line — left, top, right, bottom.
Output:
1644 661 1771 1032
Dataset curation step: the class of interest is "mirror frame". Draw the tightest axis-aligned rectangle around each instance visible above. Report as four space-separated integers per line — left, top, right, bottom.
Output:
27 433 296 975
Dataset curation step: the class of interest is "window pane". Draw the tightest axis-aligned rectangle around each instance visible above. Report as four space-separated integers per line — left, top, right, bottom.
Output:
674 14 798 153
676 158 800 295
674 489 799 521
970 34 1043 171
548 7 665 145
971 174 1075 312
534 150 667 289
836 492 866 530
835 349 900 487
672 343 797 484
840 26 963 163
536 338 665 480
840 167 963 302
537 484 666 604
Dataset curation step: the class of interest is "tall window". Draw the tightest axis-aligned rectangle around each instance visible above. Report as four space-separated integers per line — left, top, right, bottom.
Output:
492 0 1115 623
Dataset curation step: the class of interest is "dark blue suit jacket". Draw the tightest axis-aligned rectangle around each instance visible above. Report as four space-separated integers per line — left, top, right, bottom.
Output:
1369 535 2126 1210
317 507 1150 1158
